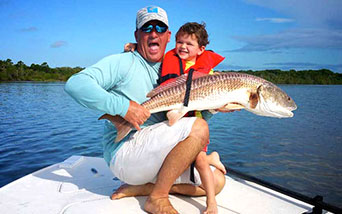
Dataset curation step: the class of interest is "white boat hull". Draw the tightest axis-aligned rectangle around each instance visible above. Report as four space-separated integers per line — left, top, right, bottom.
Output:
0 156 327 214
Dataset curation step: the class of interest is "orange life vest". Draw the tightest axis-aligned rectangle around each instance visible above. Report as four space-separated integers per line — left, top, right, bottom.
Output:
159 49 224 155
158 48 225 85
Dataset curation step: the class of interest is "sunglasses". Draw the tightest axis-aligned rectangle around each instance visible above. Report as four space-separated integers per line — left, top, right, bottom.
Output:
140 24 168 33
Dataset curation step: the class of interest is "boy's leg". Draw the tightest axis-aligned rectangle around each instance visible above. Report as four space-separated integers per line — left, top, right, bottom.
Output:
207 151 226 174
111 168 226 199
195 151 218 213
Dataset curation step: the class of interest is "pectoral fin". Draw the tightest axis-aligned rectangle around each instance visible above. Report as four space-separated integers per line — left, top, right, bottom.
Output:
98 114 133 143
166 108 189 126
210 103 245 113
223 103 245 110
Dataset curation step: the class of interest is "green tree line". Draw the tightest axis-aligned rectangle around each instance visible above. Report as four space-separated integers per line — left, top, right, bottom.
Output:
0 59 83 82
1 59 342 84
223 69 342 84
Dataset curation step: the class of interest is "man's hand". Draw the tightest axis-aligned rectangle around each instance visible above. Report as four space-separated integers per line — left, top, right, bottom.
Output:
124 100 150 130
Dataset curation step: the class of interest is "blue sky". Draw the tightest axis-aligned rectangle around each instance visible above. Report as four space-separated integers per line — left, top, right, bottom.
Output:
1 0 341 72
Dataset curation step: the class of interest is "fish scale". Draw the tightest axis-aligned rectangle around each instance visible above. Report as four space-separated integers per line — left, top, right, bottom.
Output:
142 72 267 113
99 72 297 142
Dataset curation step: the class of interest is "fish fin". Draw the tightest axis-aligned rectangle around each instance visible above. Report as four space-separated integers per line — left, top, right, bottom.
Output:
223 103 245 110
147 72 208 98
147 74 188 97
208 109 219 114
166 108 189 126
249 91 259 109
98 114 133 143
192 71 208 79
209 103 245 114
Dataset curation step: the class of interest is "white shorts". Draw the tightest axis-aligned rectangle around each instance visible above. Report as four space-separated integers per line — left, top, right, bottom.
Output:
110 117 204 186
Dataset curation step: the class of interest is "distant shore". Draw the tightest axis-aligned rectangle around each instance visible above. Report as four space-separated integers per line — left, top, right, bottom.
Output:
223 69 342 84
1 59 341 84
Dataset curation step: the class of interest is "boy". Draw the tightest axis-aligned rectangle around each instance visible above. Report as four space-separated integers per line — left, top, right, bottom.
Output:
161 22 225 214
124 22 226 214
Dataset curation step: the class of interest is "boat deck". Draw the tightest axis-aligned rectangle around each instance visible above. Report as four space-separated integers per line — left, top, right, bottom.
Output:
0 156 328 213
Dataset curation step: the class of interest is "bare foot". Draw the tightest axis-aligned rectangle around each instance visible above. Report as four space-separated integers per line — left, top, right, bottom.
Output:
207 152 226 174
111 183 154 200
144 196 179 214
204 203 218 214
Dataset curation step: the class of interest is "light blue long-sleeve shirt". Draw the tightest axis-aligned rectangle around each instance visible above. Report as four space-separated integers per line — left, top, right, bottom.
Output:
65 51 166 165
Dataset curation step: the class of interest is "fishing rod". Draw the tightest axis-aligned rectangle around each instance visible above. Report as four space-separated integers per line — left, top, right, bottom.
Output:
223 165 342 214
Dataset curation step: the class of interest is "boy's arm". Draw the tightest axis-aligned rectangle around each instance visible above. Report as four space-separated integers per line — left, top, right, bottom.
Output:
124 43 137 52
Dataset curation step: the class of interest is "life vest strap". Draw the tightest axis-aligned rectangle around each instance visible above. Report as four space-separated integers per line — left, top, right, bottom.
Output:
183 68 194 107
157 73 179 85
190 161 196 183
177 54 184 75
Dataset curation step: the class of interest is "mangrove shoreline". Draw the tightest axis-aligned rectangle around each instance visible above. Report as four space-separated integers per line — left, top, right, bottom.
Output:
1 59 342 84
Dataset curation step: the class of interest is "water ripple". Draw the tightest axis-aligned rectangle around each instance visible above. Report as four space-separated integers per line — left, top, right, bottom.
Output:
0 83 341 207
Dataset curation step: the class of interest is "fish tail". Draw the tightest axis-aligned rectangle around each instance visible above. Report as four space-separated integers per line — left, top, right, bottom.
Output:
98 114 132 143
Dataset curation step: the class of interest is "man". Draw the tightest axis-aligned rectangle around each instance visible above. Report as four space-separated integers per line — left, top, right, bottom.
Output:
65 6 225 214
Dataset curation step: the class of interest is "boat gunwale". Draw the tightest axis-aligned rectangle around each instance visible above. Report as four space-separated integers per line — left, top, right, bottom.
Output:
224 164 342 214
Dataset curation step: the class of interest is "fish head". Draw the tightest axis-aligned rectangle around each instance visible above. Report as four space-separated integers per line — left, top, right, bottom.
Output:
253 83 297 118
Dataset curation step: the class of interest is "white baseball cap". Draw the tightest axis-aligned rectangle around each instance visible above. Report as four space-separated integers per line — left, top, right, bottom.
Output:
136 6 169 29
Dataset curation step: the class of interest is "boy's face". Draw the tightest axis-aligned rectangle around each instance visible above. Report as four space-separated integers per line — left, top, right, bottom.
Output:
175 33 205 63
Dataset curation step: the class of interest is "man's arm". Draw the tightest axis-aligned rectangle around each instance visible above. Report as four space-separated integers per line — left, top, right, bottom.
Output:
64 54 150 129
65 62 129 117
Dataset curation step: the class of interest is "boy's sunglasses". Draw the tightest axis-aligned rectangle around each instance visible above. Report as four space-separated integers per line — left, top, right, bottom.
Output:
140 24 168 33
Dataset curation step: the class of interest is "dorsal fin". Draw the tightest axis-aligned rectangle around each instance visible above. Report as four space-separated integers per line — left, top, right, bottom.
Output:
147 72 208 98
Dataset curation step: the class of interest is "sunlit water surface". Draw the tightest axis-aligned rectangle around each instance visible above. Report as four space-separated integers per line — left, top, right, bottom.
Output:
0 82 341 207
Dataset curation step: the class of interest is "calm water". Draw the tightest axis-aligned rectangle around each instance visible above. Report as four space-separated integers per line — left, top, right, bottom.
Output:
0 82 341 207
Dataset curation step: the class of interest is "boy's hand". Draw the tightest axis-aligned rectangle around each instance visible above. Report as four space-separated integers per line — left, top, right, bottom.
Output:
124 43 137 52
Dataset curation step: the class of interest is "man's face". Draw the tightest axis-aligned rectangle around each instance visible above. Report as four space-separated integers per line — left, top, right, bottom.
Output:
135 20 171 63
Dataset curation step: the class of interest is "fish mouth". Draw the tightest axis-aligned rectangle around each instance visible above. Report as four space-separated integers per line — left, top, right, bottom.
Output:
280 103 297 117
265 109 294 118
256 97 296 118
291 103 298 111
270 103 297 118
284 111 294 118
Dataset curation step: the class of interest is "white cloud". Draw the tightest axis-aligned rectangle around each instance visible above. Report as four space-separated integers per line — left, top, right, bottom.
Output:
231 28 342 52
20 27 38 32
50 41 68 48
0 0 10 7
215 63 250 70
244 0 342 29
256 18 294 23
263 62 342 73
